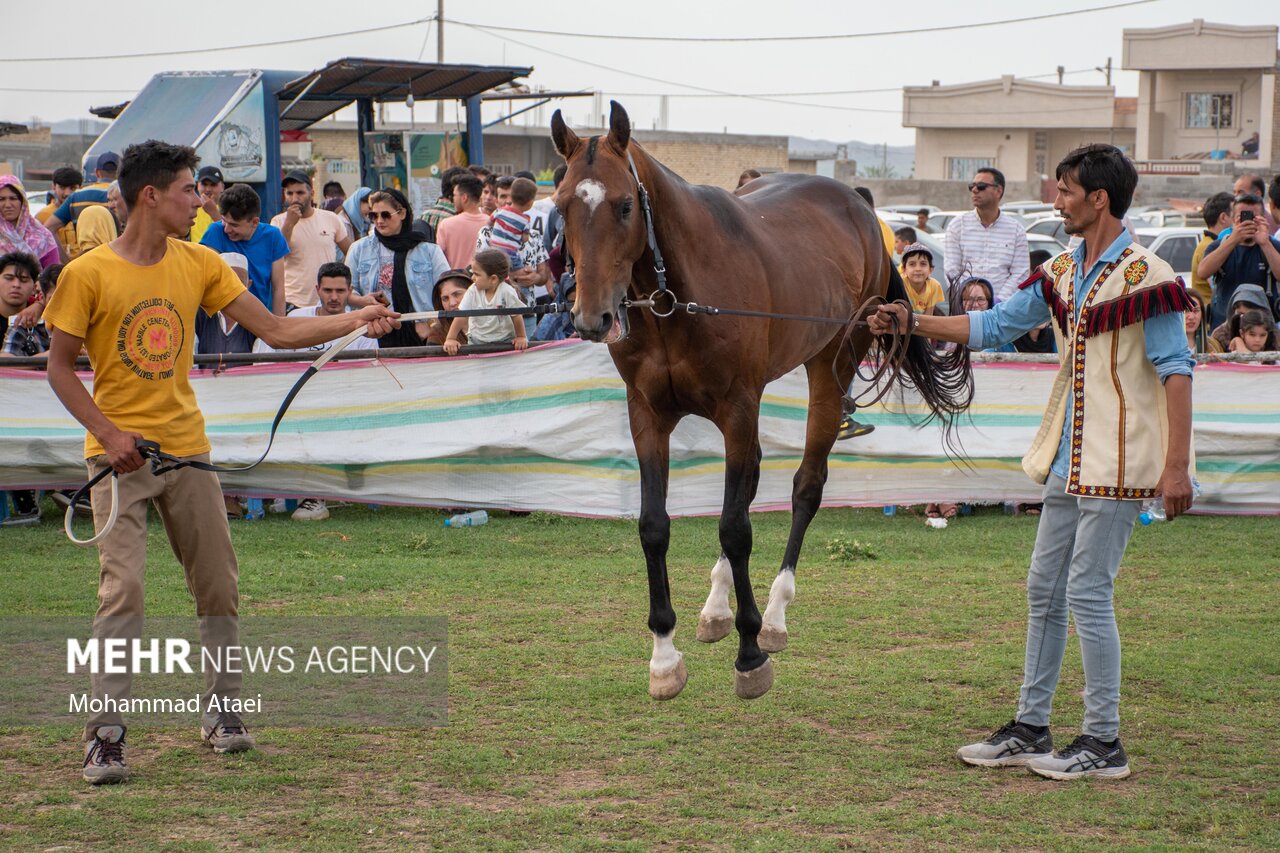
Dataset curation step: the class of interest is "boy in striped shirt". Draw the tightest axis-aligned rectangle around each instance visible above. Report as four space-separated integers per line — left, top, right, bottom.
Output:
487 177 538 271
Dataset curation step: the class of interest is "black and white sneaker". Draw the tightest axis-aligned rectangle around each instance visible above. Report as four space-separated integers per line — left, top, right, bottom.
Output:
83 725 129 785
1029 734 1130 780
956 719 1053 767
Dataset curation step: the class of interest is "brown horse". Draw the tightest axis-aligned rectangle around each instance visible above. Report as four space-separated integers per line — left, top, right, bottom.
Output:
551 102 971 700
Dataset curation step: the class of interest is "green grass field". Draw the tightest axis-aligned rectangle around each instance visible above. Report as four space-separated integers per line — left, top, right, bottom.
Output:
2 501 1277 851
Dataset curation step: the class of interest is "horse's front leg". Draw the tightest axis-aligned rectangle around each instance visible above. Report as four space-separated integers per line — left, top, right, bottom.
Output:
717 403 773 699
630 397 686 701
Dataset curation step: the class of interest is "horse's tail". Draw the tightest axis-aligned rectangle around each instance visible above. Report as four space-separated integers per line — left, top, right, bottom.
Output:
881 264 974 451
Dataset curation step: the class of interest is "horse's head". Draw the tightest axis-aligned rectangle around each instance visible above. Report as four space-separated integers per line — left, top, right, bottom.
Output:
551 101 647 343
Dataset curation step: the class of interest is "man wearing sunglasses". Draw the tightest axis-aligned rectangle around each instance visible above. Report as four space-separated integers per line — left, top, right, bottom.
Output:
944 167 1029 303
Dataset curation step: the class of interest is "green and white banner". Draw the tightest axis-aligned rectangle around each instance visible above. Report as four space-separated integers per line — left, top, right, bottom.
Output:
2 342 1276 515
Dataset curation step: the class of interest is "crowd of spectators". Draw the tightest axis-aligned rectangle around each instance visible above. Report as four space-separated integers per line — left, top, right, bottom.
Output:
3 152 1278 529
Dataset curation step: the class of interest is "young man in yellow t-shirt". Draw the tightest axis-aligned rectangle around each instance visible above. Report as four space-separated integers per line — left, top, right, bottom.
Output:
43 140 399 786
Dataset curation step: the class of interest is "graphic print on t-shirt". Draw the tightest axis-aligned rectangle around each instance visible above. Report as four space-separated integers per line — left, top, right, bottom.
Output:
116 297 185 380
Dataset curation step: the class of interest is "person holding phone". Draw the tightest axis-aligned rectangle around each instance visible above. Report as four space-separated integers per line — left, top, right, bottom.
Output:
1197 193 1280 327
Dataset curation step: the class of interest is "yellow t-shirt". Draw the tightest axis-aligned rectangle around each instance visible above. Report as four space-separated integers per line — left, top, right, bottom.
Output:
901 272 945 314
36 203 73 255
1190 233 1214 303
190 207 214 244
43 239 246 458
877 217 896 258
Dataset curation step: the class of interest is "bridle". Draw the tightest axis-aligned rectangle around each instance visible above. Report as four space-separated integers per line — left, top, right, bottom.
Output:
564 141 917 405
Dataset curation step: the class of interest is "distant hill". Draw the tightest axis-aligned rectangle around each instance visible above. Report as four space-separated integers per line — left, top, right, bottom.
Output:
789 136 915 178
44 119 110 137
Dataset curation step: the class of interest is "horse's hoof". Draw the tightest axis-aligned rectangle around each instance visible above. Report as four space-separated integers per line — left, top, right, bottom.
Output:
758 625 788 653
696 614 734 644
649 657 688 701
734 657 774 700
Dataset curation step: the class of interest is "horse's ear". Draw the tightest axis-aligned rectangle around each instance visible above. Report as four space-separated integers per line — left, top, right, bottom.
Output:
607 100 631 152
551 110 581 160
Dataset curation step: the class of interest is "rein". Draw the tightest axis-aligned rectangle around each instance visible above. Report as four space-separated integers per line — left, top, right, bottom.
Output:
64 301 571 546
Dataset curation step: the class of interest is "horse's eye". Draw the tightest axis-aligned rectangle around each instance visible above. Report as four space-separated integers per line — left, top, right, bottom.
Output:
618 199 633 220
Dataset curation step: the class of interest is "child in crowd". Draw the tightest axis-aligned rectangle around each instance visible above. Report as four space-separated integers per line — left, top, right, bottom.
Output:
899 242 946 315
486 177 539 271
1210 284 1272 351
1229 309 1278 353
443 249 528 354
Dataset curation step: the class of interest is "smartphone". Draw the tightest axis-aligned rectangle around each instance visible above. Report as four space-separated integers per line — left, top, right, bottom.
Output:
1240 210 1256 222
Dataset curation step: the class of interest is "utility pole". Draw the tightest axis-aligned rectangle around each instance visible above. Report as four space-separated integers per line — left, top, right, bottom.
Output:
1095 57 1112 87
1057 65 1065 85
436 0 445 125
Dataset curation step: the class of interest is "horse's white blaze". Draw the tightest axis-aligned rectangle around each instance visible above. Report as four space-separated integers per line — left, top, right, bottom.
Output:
650 631 682 674
761 568 796 633
700 555 734 622
574 179 606 217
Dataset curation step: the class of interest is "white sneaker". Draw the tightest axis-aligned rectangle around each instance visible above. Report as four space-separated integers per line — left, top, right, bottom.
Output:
1028 735 1131 780
83 725 129 785
957 720 1054 767
269 498 289 513
291 499 329 521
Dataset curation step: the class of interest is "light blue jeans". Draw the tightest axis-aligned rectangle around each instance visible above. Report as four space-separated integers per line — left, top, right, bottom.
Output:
1017 474 1141 741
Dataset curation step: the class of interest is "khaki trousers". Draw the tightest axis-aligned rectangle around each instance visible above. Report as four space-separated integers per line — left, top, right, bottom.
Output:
84 453 240 739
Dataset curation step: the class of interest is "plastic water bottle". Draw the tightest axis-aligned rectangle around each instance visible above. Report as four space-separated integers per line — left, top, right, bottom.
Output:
1139 479 1202 525
882 505 896 517
444 510 488 528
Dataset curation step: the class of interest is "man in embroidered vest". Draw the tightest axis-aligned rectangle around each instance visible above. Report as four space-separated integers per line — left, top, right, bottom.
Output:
870 144 1195 781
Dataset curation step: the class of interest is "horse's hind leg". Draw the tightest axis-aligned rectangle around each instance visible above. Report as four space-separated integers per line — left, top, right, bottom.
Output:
696 554 734 643
716 404 773 699
630 397 687 700
761 351 855 653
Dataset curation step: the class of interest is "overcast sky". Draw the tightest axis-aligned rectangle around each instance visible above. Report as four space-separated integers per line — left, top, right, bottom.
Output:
3 0 1273 146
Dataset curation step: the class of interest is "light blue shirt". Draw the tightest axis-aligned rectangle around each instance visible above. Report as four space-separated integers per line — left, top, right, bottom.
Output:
966 229 1194 480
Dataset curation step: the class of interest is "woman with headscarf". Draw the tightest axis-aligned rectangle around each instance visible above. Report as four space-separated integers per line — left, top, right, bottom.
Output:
418 268 471 346
337 187 373 243
1184 288 1223 354
346 188 448 348
74 205 118 255
0 176 60 269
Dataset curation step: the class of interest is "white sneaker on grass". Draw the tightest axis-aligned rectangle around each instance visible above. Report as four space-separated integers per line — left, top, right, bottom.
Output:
83 725 129 785
957 719 1053 767
291 499 329 521
1028 734 1131 780
201 711 256 754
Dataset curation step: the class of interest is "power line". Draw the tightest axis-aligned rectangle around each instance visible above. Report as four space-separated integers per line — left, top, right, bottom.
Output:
459 24 1125 118
605 70 1099 100
0 86 137 94
0 16 434 63
447 1 1159 43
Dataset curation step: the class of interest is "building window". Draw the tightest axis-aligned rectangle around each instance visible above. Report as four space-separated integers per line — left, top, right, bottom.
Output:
1185 93 1233 129
947 157 993 181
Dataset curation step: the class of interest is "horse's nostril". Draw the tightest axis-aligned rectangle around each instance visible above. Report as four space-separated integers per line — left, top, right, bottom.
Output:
599 312 613 333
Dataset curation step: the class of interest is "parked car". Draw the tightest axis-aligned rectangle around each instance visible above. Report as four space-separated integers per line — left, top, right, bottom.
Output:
879 204 941 217
1002 200 1056 217
925 210 966 233
1130 209 1192 228
26 189 50 218
1133 227 1201 282
1025 215 1070 248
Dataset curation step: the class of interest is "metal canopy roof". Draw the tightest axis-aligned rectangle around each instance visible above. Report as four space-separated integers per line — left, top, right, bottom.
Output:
276 58 532 131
